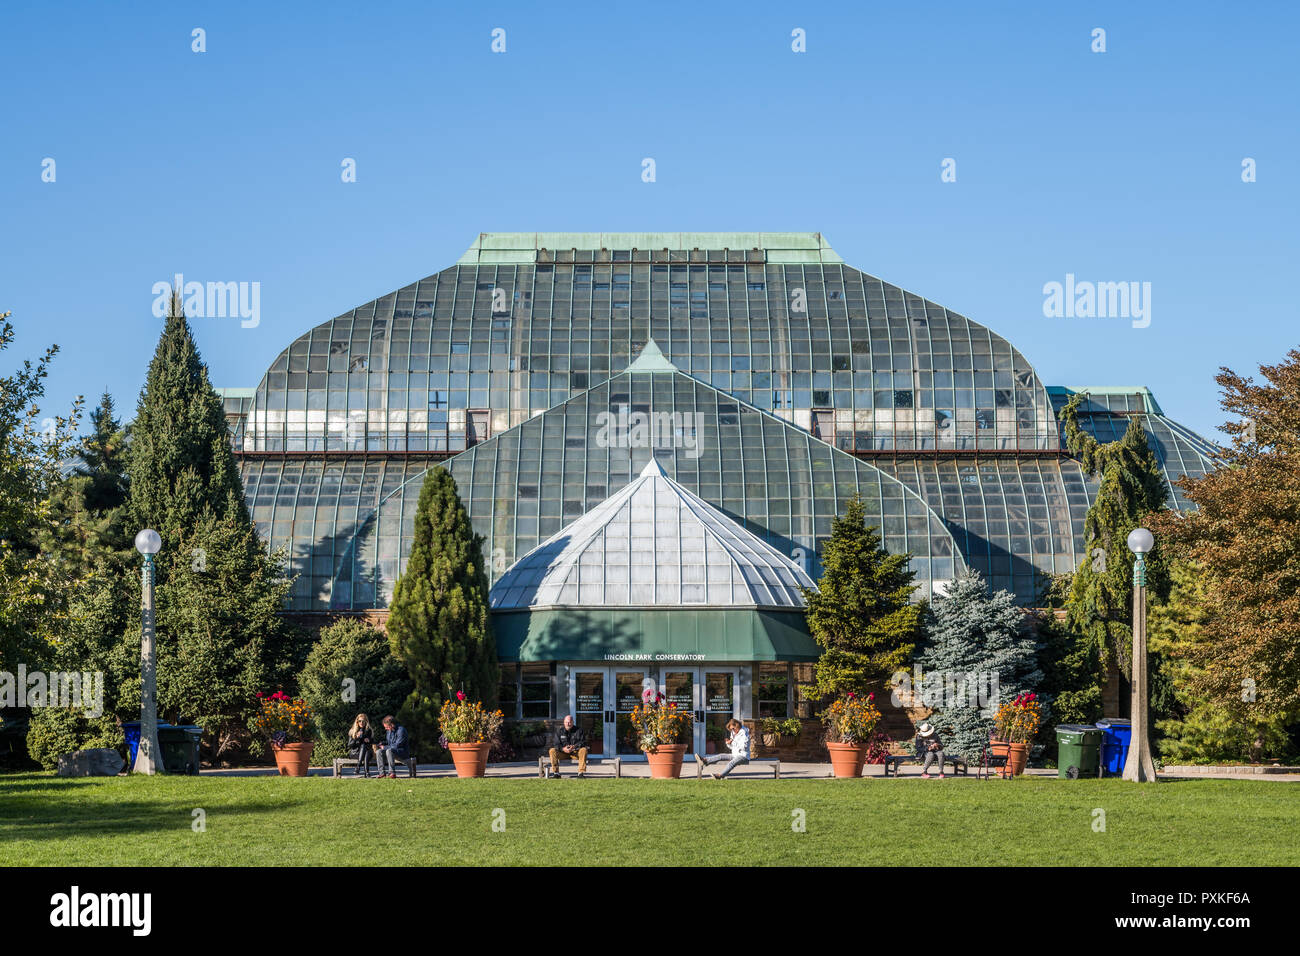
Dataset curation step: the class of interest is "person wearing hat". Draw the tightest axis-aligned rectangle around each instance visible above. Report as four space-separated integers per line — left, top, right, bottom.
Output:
915 722 945 778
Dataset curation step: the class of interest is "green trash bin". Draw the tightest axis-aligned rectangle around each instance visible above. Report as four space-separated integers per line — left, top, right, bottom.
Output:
1055 724 1103 778
157 725 202 775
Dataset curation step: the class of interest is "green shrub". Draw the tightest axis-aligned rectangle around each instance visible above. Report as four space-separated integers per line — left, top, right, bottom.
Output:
298 619 412 762
26 708 124 771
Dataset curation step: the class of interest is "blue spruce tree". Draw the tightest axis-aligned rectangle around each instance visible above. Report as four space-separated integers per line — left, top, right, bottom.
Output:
915 571 1043 762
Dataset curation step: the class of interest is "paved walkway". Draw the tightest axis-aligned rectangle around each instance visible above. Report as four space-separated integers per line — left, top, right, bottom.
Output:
201 760 1064 780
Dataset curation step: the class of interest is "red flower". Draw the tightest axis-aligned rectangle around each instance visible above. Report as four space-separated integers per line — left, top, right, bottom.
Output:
456 691 466 702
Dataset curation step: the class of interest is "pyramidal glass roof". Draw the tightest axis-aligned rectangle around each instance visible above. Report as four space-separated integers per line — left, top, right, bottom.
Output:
490 458 818 611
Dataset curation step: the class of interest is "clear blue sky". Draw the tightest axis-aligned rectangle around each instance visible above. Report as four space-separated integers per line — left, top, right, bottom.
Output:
2 1 1296 441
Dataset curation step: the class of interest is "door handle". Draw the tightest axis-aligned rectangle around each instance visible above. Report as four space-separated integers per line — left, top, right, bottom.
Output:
695 710 703 723
605 711 613 723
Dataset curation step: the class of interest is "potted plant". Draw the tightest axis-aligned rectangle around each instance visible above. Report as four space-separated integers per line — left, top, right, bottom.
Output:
760 717 804 750
760 717 783 749
439 691 504 778
821 692 882 778
630 687 694 778
993 692 1041 776
252 691 316 777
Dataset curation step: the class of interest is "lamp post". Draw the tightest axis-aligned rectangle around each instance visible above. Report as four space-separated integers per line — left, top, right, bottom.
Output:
133 528 163 775
1123 527 1158 782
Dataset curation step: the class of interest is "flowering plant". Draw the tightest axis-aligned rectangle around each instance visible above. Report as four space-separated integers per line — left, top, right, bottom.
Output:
993 692 1042 743
439 691 504 744
820 692 882 744
864 731 894 764
629 686 694 750
252 691 315 745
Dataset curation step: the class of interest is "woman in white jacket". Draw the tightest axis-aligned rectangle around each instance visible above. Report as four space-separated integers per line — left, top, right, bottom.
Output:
695 719 751 779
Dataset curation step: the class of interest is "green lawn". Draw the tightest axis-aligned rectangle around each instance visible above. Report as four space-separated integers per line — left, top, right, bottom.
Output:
2 772 1295 866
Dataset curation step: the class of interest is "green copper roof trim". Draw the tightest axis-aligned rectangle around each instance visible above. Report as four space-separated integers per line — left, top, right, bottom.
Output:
1047 385 1164 416
457 232 844 265
492 607 821 663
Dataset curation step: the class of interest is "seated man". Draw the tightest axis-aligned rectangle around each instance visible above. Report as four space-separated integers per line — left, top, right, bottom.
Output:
548 715 588 778
375 715 409 778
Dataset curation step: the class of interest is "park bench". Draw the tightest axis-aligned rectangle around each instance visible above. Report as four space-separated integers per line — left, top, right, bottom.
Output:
537 755 622 778
882 754 968 777
333 755 417 778
695 757 781 779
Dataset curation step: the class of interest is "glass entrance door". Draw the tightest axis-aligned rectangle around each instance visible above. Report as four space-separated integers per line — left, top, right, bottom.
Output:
613 669 652 756
569 668 609 756
699 669 739 755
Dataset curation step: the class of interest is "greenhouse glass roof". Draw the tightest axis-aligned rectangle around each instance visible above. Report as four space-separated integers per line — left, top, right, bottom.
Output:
490 457 818 611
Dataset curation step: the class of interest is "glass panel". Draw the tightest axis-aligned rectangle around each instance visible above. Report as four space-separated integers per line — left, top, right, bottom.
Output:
757 663 790 719
663 671 694 712
615 670 647 756
703 671 735 755
571 671 605 755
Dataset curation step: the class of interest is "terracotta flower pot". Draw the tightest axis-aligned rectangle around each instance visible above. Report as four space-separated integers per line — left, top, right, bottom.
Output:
1007 741 1029 777
826 741 868 778
271 741 313 777
644 743 688 779
447 741 491 778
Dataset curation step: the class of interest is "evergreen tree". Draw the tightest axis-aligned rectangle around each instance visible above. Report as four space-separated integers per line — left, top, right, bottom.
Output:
123 293 293 761
386 467 496 758
801 494 923 700
1059 394 1170 688
128 292 248 553
1151 348 1300 743
298 619 413 766
916 571 1043 761
40 390 133 567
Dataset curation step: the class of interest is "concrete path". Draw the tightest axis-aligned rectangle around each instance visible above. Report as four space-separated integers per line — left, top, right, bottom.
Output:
200 760 1065 780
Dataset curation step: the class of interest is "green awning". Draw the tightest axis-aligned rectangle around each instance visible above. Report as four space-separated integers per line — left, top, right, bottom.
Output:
493 608 820 663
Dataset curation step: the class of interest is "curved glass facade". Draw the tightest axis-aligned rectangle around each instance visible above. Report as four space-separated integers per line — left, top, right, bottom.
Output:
230 233 1219 612
242 233 1060 456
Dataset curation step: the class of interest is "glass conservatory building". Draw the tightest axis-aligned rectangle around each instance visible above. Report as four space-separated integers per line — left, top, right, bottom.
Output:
223 232 1220 747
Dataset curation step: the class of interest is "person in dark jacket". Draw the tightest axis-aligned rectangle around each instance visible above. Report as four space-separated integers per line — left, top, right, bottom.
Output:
347 713 376 777
375 715 409 778
548 715 588 777
916 721 945 778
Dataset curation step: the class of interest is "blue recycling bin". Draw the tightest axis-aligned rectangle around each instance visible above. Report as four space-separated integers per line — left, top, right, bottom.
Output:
123 721 175 767
1096 718 1132 775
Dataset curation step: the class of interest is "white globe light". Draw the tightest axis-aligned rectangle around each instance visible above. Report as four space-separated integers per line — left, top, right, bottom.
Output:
134 529 162 556
1127 527 1154 555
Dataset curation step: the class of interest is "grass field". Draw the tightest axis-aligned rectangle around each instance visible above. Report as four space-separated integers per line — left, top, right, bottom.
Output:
2 772 1295 866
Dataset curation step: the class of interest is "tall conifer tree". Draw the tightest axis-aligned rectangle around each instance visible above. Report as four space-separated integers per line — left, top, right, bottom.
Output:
128 293 247 550
1059 394 1170 686
801 494 923 700
386 467 496 756
123 294 292 759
